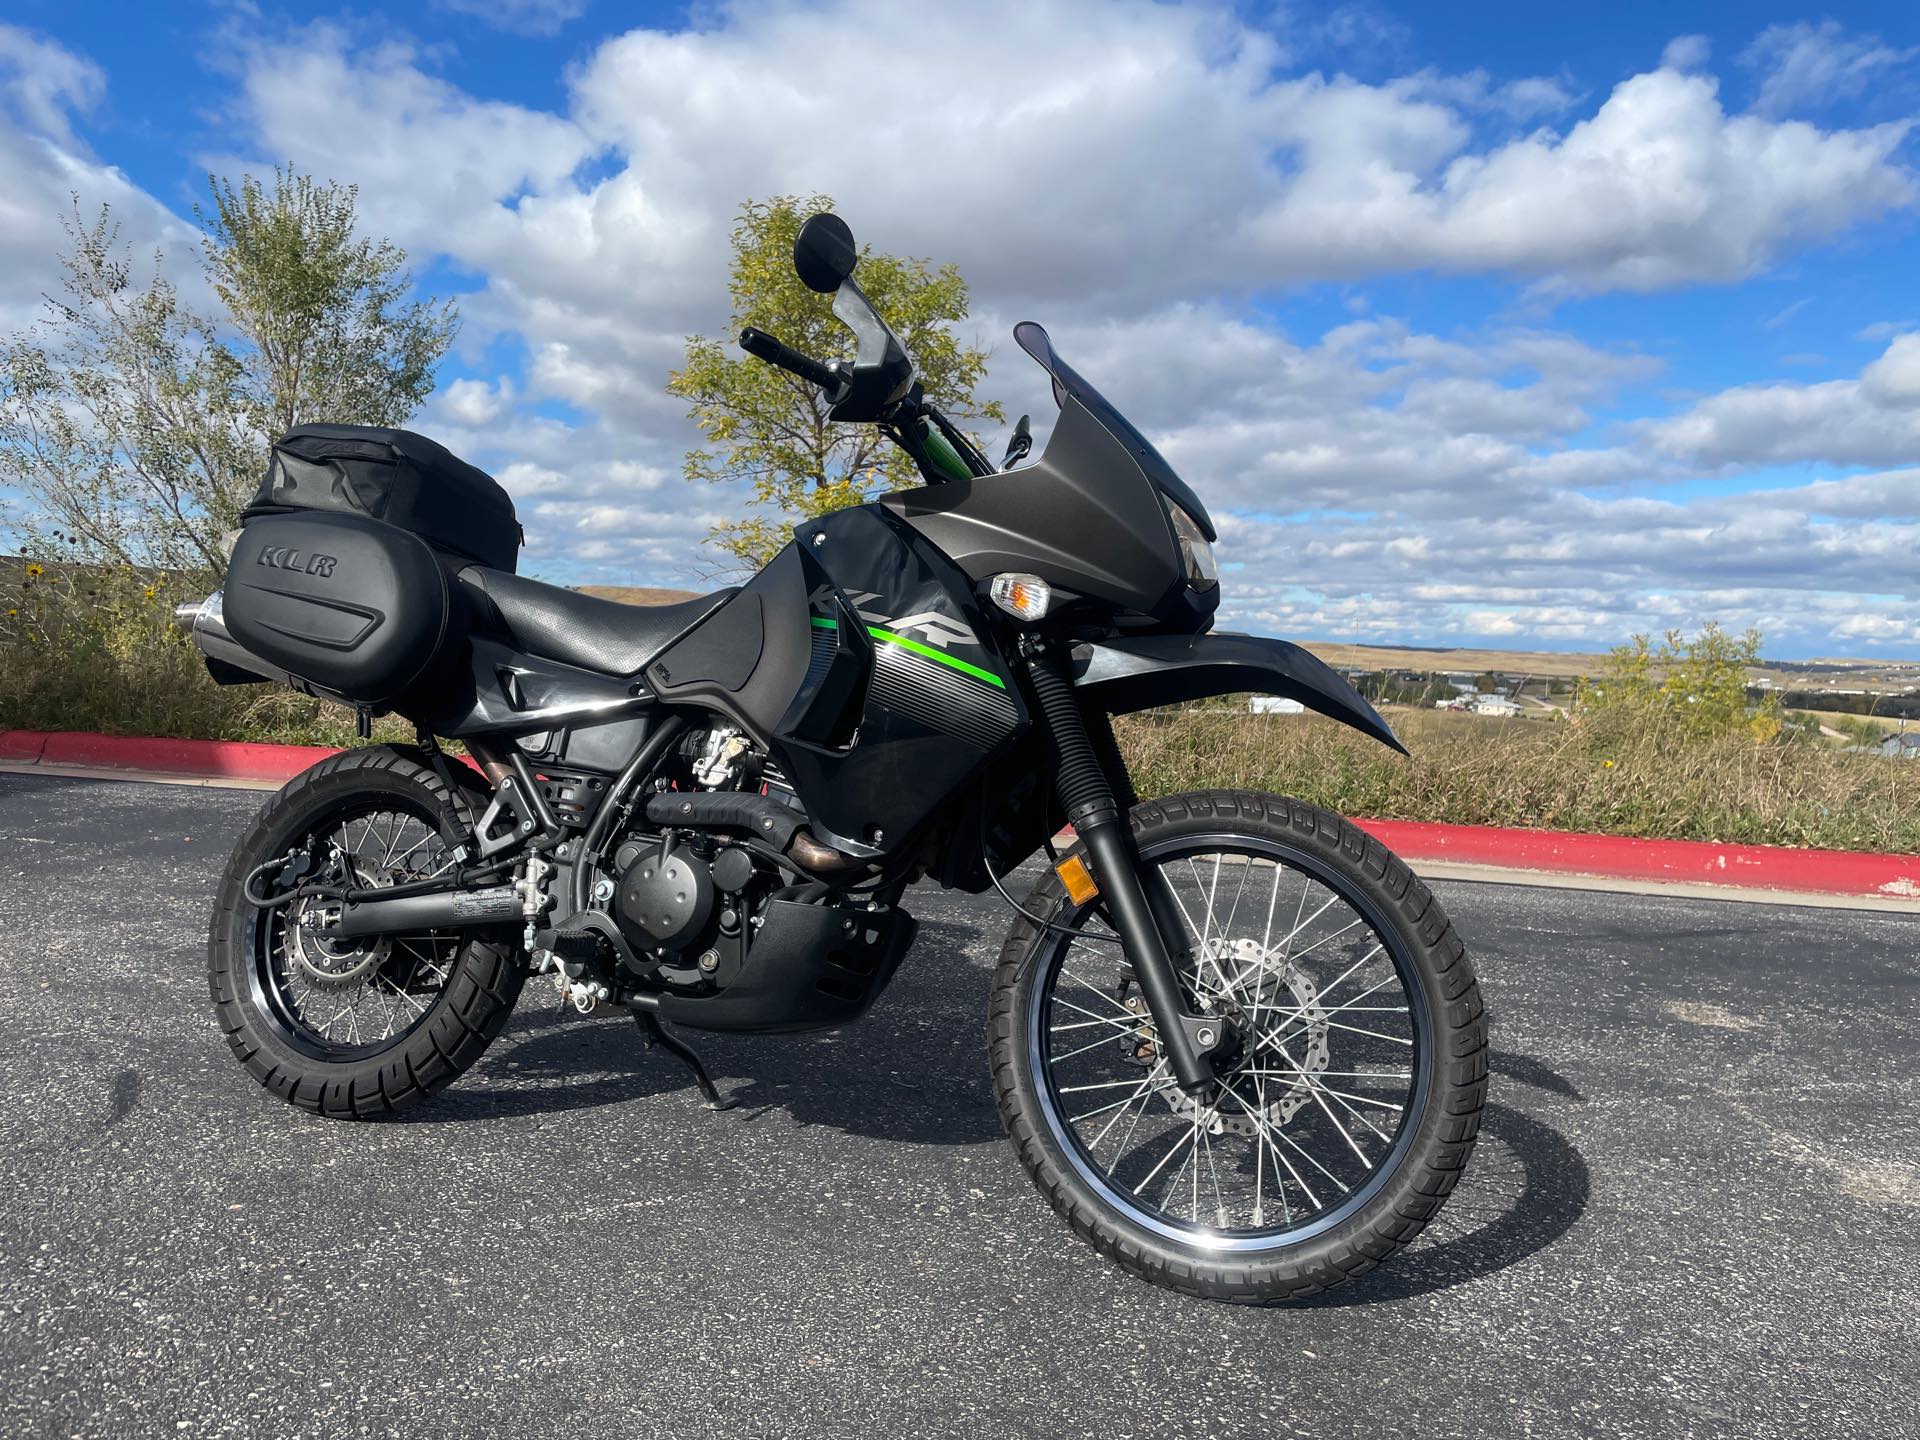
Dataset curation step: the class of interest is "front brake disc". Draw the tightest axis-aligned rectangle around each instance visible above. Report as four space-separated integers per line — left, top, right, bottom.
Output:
1162 937 1330 1136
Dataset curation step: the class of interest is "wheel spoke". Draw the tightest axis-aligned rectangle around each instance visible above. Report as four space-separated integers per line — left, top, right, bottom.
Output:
1031 832 1425 1244
255 803 461 1058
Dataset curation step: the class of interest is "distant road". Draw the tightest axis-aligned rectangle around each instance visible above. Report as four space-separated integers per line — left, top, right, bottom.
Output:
0 771 1914 1438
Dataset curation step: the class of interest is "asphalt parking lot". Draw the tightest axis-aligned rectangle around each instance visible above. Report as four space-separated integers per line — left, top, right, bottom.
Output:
0 769 1915 1438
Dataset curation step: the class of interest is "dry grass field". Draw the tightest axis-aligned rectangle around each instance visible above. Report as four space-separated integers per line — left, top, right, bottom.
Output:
1294 637 1920 694
1116 705 1920 853
578 584 704 605
6 558 1919 851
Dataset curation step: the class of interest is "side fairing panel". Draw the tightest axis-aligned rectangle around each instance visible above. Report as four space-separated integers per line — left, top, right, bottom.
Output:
776 505 1028 855
646 546 814 738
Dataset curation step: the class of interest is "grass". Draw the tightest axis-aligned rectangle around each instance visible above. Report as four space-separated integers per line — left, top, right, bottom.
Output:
0 562 409 749
5 564 1915 853
1116 706 1920 854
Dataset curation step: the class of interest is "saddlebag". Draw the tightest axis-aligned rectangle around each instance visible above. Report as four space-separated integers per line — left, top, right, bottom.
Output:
245 424 522 573
223 511 459 707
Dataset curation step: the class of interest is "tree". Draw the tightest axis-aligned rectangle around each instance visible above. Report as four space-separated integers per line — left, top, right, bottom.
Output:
669 195 1003 569
0 171 457 575
200 168 457 447
1576 623 1780 742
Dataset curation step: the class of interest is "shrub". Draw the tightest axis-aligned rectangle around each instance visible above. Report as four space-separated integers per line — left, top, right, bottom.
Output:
0 551 402 747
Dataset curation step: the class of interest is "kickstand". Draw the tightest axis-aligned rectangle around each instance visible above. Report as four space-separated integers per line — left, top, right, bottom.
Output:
630 1006 735 1111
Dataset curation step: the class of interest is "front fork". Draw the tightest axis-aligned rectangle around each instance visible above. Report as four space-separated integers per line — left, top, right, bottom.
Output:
1024 644 1222 1095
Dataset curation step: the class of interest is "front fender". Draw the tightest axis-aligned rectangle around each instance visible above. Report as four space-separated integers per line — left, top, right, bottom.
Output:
1071 632 1406 754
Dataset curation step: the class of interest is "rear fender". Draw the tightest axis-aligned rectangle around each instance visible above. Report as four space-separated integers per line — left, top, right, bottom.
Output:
1071 633 1406 754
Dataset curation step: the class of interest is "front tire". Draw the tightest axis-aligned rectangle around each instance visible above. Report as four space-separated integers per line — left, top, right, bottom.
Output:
208 745 526 1119
989 790 1486 1304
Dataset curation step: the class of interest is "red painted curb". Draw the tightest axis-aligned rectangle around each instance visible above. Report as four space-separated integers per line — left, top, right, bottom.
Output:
21 730 339 782
0 730 51 763
5 730 1916 900
1354 818 1920 901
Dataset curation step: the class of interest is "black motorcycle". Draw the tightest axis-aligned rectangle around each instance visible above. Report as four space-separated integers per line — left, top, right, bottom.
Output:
182 214 1486 1303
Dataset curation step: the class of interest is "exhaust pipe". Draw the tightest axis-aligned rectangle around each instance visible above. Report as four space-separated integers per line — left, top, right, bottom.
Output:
324 885 523 938
173 589 297 689
640 790 869 874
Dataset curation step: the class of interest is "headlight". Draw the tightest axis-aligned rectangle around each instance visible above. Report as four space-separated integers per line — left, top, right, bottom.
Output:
1168 502 1217 589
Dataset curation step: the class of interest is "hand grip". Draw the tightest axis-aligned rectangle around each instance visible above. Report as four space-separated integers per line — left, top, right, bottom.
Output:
739 327 840 389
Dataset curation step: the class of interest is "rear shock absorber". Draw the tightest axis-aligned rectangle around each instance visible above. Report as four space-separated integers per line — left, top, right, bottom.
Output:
1023 641 1216 1094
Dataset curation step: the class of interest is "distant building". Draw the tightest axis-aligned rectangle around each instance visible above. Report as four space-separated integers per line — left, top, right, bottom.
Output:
1470 696 1523 717
1249 696 1306 715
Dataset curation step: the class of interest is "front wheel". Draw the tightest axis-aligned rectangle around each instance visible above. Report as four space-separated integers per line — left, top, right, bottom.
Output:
989 791 1486 1304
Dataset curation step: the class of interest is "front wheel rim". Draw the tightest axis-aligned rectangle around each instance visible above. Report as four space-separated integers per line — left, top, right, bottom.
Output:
1025 830 1433 1253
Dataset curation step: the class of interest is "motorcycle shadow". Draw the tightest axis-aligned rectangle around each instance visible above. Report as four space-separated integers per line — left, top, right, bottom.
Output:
404 953 1004 1146
1296 1049 1591 1307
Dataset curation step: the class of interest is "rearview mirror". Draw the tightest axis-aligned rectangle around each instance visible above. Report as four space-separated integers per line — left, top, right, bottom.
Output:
794 213 857 294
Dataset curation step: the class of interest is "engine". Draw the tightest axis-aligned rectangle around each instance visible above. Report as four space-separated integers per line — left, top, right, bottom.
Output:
534 722 798 1009
608 831 765 984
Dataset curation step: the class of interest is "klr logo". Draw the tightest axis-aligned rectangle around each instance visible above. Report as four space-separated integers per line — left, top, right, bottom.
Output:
809 584 977 650
257 546 337 578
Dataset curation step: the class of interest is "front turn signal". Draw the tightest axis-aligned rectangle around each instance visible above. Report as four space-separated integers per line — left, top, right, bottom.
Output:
989 572 1052 621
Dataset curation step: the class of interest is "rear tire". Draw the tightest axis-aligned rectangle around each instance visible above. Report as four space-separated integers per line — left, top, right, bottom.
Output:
208 745 526 1119
989 790 1487 1304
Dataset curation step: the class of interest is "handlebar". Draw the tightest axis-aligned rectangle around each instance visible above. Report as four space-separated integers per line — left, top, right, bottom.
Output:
740 327 841 390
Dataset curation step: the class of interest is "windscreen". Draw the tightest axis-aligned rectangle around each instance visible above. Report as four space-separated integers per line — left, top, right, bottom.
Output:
1013 322 1216 541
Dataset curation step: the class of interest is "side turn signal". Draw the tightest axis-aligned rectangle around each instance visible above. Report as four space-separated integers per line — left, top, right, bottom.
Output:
1055 853 1099 905
989 572 1052 621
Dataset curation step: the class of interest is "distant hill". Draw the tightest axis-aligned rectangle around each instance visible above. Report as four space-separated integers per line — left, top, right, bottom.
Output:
1295 639 1920 693
577 584 704 606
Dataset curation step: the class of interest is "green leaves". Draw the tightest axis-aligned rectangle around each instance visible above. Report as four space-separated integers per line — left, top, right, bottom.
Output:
199 168 457 442
1 170 458 578
668 195 1003 570
1575 623 1780 743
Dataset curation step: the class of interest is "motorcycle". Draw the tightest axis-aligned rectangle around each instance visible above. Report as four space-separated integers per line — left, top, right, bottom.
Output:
181 213 1486 1303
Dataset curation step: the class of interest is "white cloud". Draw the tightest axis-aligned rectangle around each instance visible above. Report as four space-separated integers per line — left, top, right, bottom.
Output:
438 376 516 426
0 22 102 146
200 3 1918 641
1861 333 1920 406
1646 333 1920 468
1742 20 1918 117
1661 35 1711 73
6 6 1907 651
0 25 194 332
435 0 587 38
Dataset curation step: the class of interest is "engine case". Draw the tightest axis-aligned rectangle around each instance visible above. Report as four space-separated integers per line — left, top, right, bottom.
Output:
614 844 717 953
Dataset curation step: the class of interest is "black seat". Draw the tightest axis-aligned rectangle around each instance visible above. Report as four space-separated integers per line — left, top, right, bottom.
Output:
457 567 735 677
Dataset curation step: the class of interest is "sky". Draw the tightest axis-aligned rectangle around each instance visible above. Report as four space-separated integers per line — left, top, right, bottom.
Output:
2 0 1918 659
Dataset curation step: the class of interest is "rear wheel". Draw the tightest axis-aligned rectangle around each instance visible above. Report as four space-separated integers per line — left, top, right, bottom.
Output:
989 790 1486 1303
208 745 526 1119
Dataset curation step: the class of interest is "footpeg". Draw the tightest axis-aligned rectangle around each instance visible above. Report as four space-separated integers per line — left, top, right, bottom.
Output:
630 1006 735 1111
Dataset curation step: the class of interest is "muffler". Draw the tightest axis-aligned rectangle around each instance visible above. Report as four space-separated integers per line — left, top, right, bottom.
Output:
173 590 298 689
323 885 523 939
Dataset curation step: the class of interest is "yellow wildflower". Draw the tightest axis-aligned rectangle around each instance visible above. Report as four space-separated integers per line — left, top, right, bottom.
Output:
1602 759 1615 769
23 562 44 579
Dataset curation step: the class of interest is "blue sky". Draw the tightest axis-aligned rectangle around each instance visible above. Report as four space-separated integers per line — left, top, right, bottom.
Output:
3 1 1919 657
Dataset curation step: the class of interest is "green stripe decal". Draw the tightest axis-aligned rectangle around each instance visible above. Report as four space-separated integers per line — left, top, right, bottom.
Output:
866 626 1006 689
809 616 839 630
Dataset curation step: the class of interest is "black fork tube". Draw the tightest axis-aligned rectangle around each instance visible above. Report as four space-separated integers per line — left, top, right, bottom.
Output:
1025 645 1213 1094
